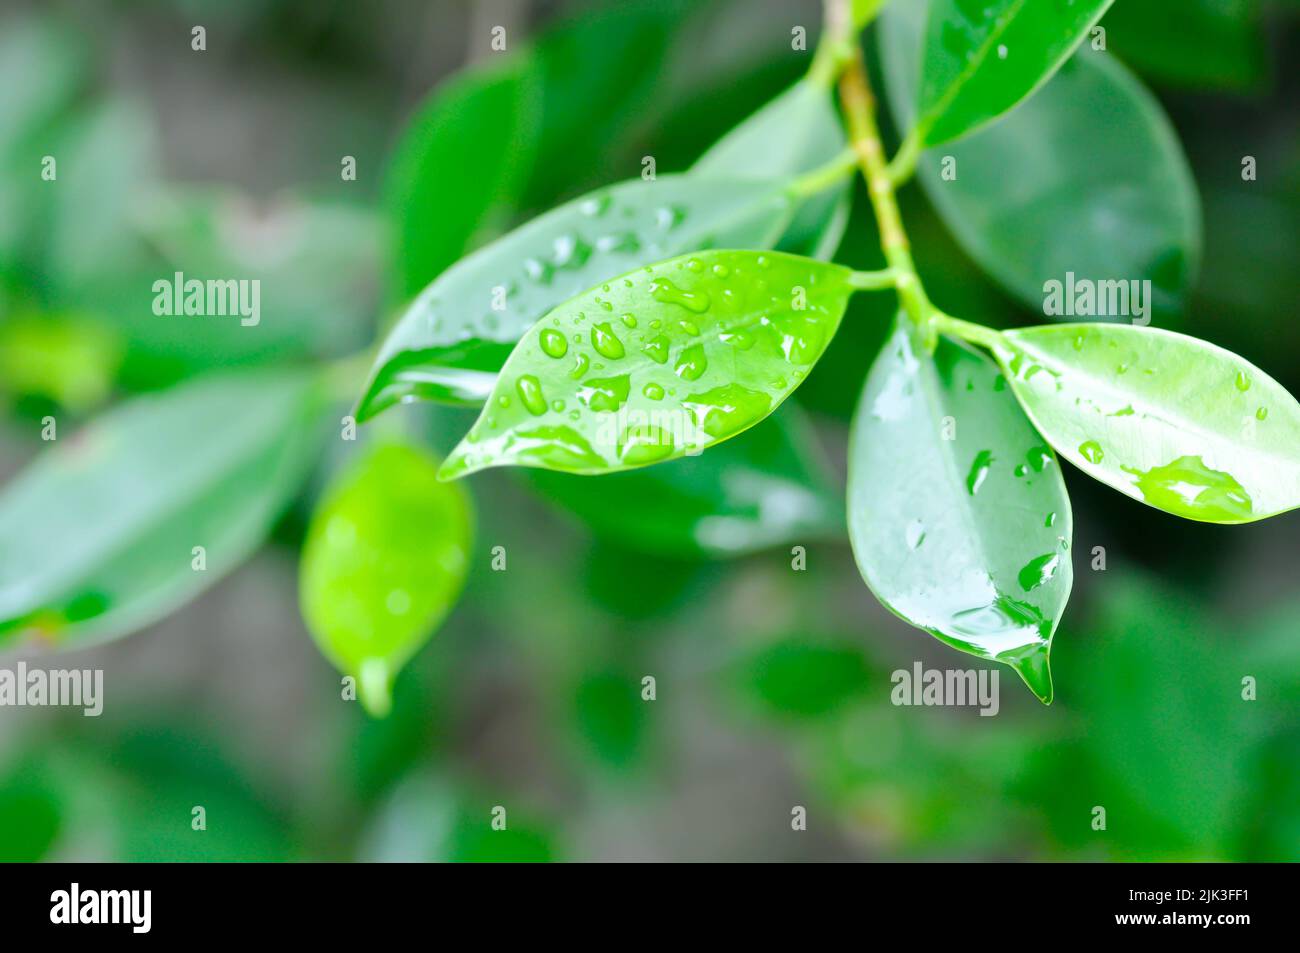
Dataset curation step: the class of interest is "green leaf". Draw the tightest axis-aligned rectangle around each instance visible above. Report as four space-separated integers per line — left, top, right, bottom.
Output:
881 1 1200 320
914 0 1114 145
357 178 798 419
990 323 1300 523
522 0 688 206
0 313 122 413
525 404 842 557
848 320 1073 702
387 58 538 300
0 15 84 274
0 367 327 649
692 79 850 259
360 773 557 862
731 635 875 720
1105 0 1267 93
439 250 854 479
126 186 381 372
42 97 157 292
299 441 472 716
571 668 648 770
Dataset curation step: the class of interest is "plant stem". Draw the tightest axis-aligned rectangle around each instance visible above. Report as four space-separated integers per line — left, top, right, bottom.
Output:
787 146 859 197
807 0 856 88
848 268 899 290
837 34 934 337
887 127 922 186
932 312 1005 352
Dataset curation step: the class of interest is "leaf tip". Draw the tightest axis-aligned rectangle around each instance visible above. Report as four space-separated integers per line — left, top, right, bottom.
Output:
357 658 393 717
1008 646 1054 705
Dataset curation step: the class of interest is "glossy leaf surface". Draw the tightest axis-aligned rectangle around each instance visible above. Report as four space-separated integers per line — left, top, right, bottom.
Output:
881 1 1200 320
525 404 842 557
441 250 853 479
299 442 472 716
915 0 1114 145
848 320 1073 702
692 79 850 259
0 368 327 649
358 176 796 420
992 323 1300 523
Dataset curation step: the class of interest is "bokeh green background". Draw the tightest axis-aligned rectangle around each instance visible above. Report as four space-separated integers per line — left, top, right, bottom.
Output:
1 0 1297 861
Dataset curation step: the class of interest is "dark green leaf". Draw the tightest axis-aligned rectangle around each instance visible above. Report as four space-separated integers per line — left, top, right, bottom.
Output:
914 0 1114 145
991 323 1300 522
1105 0 1267 92
299 441 472 716
0 367 327 649
358 180 798 419
387 58 538 300
439 250 854 478
732 636 874 719
848 320 1073 702
881 1 1200 321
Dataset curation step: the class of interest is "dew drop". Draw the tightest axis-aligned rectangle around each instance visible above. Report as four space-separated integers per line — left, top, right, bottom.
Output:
640 334 670 364
905 520 926 550
1018 554 1060 593
966 450 994 495
650 277 710 314
515 374 548 416
591 322 625 359
539 328 568 358
577 374 631 413
674 343 708 381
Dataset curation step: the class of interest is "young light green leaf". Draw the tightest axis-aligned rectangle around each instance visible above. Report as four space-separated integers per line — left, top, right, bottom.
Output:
524 404 843 557
357 176 797 420
0 368 327 649
692 79 850 259
440 250 854 479
848 320 1073 702
990 323 1300 523
299 442 472 717
913 0 1114 145
881 1 1200 321
387 58 538 300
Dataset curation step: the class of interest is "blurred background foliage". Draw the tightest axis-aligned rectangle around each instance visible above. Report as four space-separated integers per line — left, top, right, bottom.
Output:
0 0 1297 861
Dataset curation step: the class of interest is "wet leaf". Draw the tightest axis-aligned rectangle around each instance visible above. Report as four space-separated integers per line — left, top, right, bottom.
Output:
525 404 842 557
881 1 1199 321
299 442 472 716
991 323 1300 523
357 177 796 419
692 78 850 259
848 319 1073 702
439 250 853 479
913 0 1114 145
0 368 327 649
